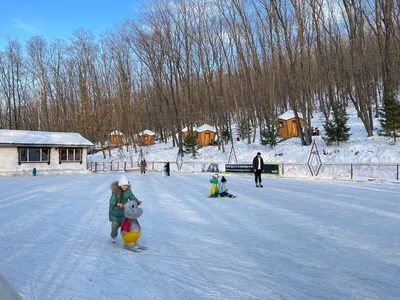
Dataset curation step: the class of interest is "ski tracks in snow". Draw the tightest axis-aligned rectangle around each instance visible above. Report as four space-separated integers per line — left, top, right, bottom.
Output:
0 173 399 299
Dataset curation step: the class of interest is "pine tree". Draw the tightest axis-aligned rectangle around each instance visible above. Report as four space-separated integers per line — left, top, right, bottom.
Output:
221 124 230 143
323 102 350 145
261 125 279 148
379 87 400 143
183 131 198 158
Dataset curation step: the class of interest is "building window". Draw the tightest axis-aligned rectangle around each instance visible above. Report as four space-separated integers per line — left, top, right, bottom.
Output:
279 122 284 128
18 147 50 165
59 148 82 164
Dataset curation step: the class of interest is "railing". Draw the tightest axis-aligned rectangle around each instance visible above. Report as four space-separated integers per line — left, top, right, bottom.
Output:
86 161 221 173
281 162 400 181
87 161 400 182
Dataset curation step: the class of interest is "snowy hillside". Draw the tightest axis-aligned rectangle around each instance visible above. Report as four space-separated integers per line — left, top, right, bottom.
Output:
88 106 400 165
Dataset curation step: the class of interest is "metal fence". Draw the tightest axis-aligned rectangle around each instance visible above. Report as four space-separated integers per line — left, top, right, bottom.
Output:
281 162 400 181
87 161 400 182
86 161 222 173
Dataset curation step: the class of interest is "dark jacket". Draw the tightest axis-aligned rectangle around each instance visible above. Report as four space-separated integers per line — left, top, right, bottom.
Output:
140 160 147 172
252 156 264 171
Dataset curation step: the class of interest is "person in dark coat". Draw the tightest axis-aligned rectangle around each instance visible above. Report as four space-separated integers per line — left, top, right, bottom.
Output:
252 152 264 187
140 159 147 175
166 161 170 176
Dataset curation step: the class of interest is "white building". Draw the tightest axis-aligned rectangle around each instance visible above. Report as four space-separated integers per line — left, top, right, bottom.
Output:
0 129 94 176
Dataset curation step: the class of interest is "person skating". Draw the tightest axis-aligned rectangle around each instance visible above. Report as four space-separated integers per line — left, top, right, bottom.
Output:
252 152 264 187
140 159 147 175
109 175 142 243
162 162 168 177
218 176 236 198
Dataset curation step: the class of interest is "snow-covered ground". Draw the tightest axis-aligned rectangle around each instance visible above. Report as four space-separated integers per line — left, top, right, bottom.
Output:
88 106 400 166
87 106 400 182
1 172 399 300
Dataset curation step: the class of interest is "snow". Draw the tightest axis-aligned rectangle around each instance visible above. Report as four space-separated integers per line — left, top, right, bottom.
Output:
87 106 399 183
0 106 399 299
196 124 216 132
0 129 93 146
276 110 304 120
0 172 399 300
182 127 197 132
109 130 124 136
139 130 156 136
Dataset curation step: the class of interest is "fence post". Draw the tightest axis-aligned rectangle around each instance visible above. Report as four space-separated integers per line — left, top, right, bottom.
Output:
397 164 399 181
351 164 353 179
95 162 97 172
281 163 284 176
124 162 127 171
117 162 119 171
103 162 105 171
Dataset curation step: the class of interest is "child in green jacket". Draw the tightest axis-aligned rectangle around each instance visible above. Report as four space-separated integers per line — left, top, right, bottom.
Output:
109 175 141 242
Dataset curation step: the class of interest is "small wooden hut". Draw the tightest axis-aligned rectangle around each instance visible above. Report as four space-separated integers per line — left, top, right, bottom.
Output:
195 124 216 146
274 111 304 139
109 130 125 145
139 130 156 146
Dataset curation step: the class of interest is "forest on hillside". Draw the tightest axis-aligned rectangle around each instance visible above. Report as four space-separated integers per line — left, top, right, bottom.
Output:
1 0 399 153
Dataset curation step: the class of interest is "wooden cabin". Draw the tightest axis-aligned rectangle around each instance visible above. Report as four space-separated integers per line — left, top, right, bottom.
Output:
182 127 197 138
139 130 156 146
109 130 125 146
195 124 216 146
274 111 304 139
